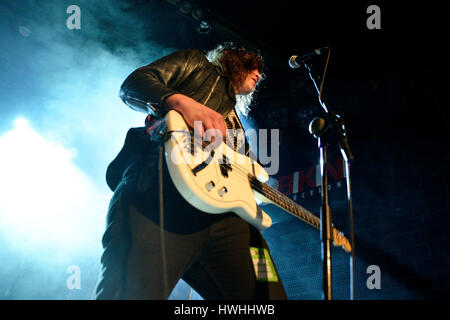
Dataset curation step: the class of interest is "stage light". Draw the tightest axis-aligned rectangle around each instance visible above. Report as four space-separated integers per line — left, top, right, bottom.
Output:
0 118 105 257
196 20 211 34
178 0 193 15
191 7 204 20
13 117 29 128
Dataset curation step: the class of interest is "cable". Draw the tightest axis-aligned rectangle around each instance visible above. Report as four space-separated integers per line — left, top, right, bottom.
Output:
158 142 169 299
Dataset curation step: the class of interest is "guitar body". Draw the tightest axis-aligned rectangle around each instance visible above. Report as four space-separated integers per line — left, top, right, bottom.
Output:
159 110 352 252
164 110 273 230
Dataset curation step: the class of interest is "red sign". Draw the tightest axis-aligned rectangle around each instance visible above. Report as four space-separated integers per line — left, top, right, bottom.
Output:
277 157 345 195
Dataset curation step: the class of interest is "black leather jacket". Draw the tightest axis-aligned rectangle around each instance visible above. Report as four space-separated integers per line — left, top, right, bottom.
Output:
106 49 244 191
119 49 239 118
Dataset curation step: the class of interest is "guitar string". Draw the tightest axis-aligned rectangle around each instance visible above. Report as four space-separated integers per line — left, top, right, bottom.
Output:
250 179 349 251
169 131 265 179
170 132 321 227
163 117 313 219
249 178 321 228
163 127 349 249
250 180 349 249
169 133 348 247
173 131 285 180
171 140 348 250
250 179 349 250
174 132 320 223
171 133 290 196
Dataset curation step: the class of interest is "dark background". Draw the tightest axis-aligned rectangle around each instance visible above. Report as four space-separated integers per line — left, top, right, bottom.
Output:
0 0 448 299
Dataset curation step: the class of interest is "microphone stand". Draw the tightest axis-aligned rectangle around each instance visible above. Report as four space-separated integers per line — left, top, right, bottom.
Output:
304 60 356 300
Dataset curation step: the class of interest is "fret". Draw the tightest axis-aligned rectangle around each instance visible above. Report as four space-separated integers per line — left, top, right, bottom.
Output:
251 175 350 253
248 175 320 229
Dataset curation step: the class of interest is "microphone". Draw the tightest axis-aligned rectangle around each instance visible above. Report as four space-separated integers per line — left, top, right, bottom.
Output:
289 48 326 68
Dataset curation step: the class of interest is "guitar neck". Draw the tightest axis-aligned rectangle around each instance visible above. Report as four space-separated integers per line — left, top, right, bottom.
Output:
248 175 320 230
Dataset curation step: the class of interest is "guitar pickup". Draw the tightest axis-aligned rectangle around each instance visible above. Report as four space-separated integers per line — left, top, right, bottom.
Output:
191 149 215 176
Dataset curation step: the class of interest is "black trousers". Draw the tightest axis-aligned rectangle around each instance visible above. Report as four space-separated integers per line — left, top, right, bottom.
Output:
95 157 287 300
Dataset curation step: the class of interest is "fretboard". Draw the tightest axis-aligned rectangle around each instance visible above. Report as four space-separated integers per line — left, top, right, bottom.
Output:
248 175 320 229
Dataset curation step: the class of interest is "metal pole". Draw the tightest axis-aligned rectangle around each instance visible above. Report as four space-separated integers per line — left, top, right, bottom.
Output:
319 135 333 300
342 155 355 300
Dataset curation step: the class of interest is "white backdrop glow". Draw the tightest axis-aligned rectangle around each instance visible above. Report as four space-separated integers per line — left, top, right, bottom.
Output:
0 118 106 257
0 0 202 299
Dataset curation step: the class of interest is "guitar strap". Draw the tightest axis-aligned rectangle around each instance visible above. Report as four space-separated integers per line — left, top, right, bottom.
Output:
225 108 250 155
145 113 170 298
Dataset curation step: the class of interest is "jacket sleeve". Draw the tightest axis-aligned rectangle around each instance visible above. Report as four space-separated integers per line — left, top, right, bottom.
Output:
119 49 206 116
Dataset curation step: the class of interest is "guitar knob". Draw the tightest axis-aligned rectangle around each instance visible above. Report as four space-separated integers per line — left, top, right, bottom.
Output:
218 187 228 197
205 181 215 192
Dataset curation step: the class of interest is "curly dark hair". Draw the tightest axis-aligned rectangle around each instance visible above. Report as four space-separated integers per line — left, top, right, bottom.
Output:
206 43 264 89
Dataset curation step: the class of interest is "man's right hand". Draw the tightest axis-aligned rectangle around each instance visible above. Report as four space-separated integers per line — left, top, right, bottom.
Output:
164 94 227 141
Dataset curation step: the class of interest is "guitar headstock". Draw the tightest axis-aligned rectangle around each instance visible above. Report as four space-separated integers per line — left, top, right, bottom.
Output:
332 228 352 253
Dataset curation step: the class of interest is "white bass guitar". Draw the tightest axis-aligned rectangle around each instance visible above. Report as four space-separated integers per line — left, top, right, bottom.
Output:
161 110 351 253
